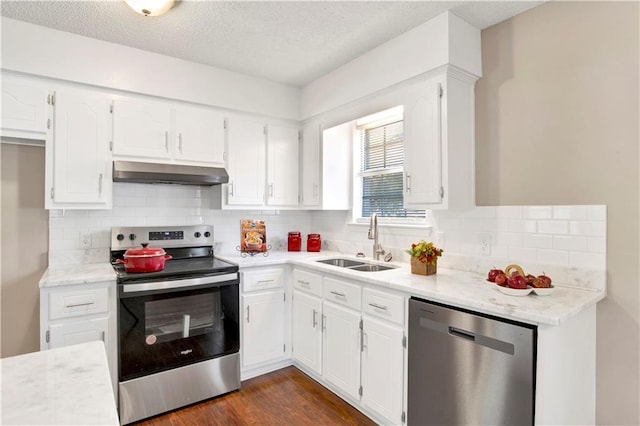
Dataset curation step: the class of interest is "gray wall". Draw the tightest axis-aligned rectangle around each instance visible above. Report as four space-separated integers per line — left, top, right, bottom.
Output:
1 143 48 357
475 2 639 424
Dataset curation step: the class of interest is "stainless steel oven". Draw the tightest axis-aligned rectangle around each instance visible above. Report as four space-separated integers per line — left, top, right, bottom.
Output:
111 225 240 425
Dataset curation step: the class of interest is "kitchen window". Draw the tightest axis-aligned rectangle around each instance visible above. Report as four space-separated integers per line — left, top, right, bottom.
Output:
353 106 425 223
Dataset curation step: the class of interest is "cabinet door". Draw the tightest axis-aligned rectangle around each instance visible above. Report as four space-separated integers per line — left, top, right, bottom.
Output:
52 88 111 205
242 290 285 368
321 122 352 210
361 316 404 424
266 124 299 206
403 79 442 207
175 106 225 165
226 117 265 205
322 301 361 400
112 97 172 159
48 316 109 348
1 75 48 138
292 290 322 375
301 122 320 207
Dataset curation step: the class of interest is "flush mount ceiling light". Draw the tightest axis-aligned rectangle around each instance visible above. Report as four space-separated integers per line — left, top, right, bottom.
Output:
124 0 175 17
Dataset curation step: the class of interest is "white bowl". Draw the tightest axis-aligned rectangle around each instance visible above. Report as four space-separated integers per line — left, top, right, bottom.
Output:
532 286 555 296
497 286 532 296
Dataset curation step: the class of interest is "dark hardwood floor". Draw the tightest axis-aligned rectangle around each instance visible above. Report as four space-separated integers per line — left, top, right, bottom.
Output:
136 366 376 425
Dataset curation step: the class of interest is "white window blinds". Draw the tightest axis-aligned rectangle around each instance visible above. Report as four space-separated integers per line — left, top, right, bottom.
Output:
360 120 425 218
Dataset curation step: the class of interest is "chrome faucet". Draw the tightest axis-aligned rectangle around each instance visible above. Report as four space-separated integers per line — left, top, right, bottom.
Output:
368 213 385 260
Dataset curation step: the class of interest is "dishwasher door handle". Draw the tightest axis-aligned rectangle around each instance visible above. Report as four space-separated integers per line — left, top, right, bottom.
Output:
449 326 476 342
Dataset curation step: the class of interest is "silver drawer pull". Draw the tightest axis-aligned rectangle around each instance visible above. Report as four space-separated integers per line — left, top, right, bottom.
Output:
312 309 318 328
330 291 346 297
65 302 94 308
298 280 310 286
369 302 388 311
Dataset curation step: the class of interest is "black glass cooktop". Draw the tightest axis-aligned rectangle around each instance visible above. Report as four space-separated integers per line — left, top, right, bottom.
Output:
111 248 238 285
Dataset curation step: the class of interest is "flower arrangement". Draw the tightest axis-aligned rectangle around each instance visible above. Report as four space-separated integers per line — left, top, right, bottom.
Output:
406 241 443 266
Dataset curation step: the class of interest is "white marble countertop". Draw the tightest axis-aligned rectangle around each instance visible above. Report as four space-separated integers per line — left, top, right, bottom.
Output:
0 341 119 425
39 262 116 288
217 250 605 326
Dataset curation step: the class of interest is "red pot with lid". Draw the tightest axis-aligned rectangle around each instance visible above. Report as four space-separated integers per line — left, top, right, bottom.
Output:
116 243 172 273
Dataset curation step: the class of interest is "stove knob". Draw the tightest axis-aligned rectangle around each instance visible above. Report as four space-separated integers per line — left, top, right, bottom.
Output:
129 234 136 241
204 231 211 238
194 232 202 238
116 234 125 241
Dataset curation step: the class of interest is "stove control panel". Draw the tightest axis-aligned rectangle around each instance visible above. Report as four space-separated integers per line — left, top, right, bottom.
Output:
111 225 214 250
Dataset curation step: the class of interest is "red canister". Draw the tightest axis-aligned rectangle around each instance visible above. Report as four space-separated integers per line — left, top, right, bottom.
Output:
307 234 321 252
288 232 302 252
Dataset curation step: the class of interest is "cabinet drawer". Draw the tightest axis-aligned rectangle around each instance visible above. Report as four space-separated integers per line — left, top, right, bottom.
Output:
292 269 322 297
323 277 361 310
49 287 109 320
243 268 284 292
362 287 405 325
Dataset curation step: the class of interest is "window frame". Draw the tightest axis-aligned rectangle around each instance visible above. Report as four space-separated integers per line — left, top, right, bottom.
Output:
351 106 427 226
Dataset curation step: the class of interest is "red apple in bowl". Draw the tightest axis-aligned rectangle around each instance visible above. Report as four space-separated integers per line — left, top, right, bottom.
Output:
495 273 508 287
507 275 528 290
487 268 504 282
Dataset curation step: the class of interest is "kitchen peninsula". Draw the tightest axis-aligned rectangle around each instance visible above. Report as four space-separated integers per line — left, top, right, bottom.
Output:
0 341 119 425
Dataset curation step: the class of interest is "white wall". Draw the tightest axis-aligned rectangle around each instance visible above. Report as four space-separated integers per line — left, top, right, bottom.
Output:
0 17 300 120
300 11 481 120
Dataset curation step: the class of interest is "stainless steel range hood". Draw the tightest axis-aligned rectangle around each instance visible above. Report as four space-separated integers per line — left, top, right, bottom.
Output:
113 161 229 186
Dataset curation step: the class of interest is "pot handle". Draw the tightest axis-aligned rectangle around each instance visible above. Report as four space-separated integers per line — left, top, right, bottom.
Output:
164 255 173 261
116 259 125 264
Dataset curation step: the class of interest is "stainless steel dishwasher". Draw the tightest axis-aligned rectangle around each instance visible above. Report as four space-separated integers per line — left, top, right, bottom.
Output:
408 297 537 426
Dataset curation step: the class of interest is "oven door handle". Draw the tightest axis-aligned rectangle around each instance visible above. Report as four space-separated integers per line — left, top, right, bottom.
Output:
121 273 239 294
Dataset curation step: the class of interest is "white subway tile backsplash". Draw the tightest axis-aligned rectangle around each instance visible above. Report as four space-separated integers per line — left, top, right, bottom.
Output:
537 220 569 235
522 234 553 249
508 219 537 233
507 247 538 261
495 206 522 219
553 206 587 220
569 251 606 269
569 221 606 237
48 192 607 284
587 237 606 253
523 206 553 219
587 205 606 221
536 249 569 266
553 235 588 251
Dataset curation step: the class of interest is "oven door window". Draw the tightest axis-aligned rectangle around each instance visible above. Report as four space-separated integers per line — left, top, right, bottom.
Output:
119 284 239 382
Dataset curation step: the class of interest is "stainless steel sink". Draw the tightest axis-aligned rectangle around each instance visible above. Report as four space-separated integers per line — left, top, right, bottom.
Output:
316 258 366 268
315 258 397 272
349 264 397 272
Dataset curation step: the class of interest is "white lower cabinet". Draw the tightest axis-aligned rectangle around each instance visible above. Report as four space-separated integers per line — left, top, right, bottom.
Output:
322 301 361 400
242 291 285 368
40 281 117 393
291 268 407 424
48 316 109 348
361 316 405 423
241 267 288 377
292 289 323 375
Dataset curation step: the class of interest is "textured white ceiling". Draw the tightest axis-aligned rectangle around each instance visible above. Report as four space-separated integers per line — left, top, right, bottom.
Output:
0 1 544 87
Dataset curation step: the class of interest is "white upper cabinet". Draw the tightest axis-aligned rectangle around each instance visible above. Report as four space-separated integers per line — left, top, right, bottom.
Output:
112 96 225 166
225 117 266 206
112 97 172 160
174 106 225 165
403 78 442 206
266 124 299 206
1 74 49 139
224 117 300 208
48 87 112 208
301 122 320 208
402 71 477 211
